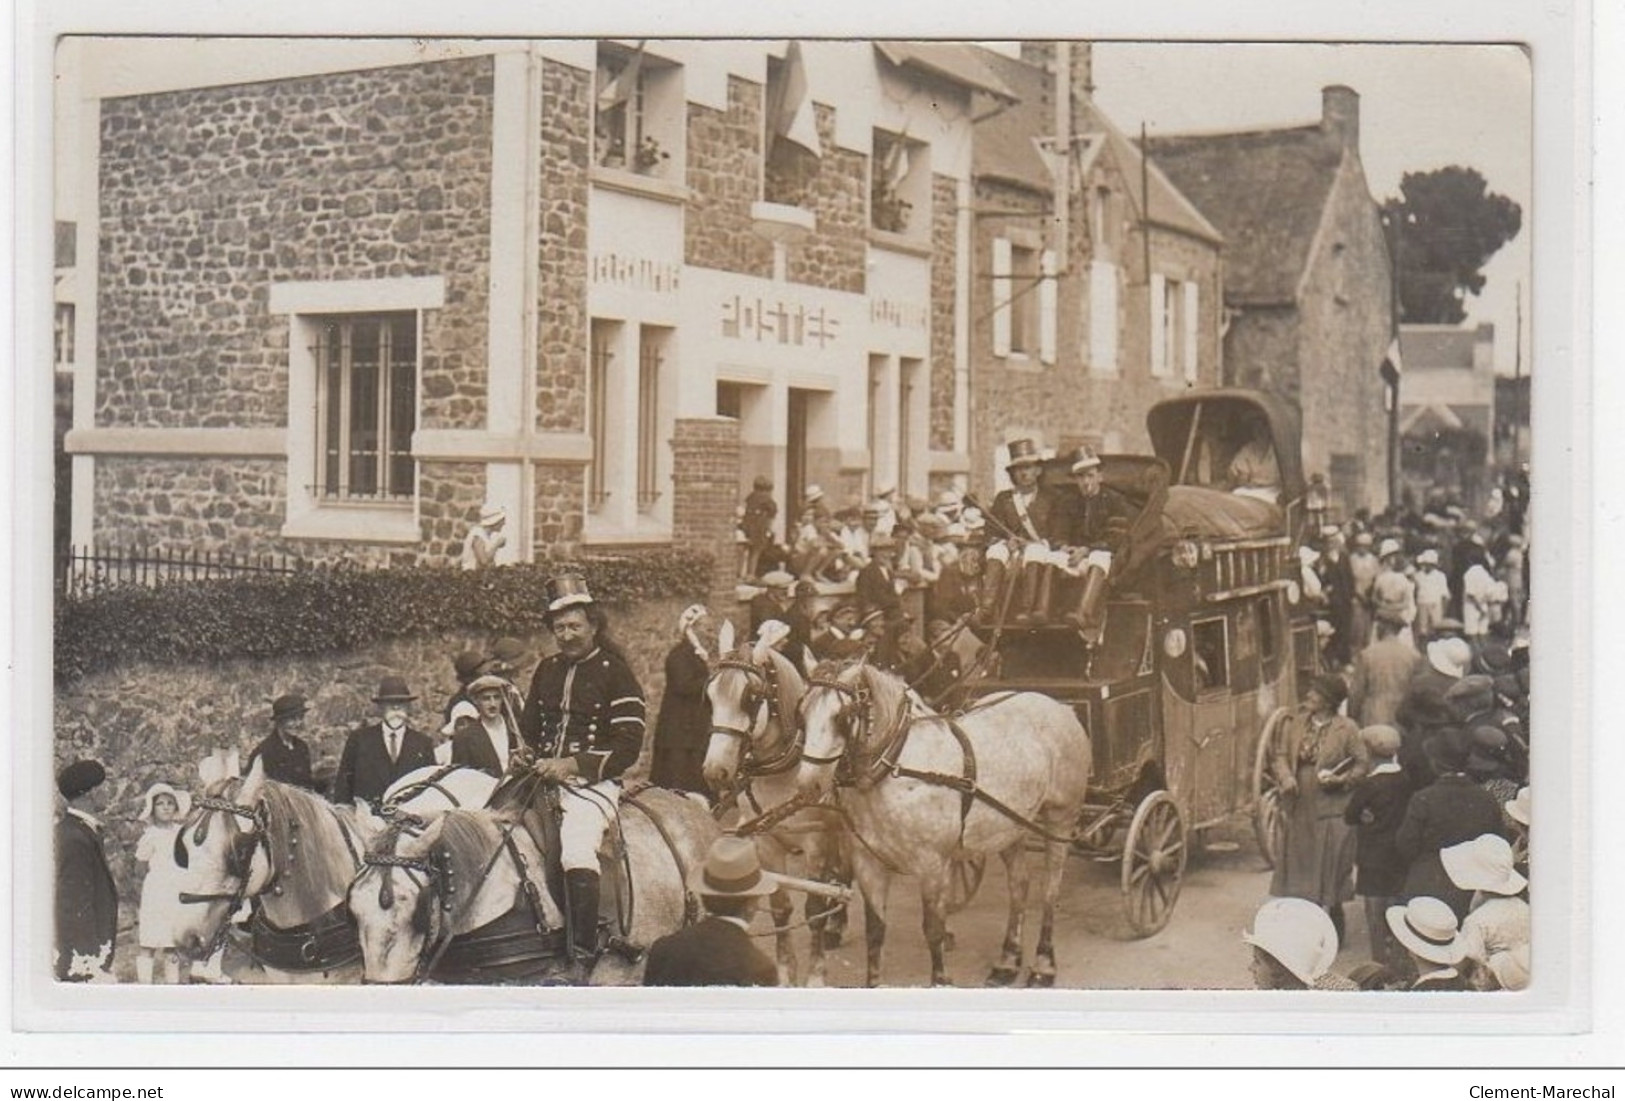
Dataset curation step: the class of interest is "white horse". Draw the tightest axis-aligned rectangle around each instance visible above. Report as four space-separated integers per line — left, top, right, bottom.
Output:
796 661 1093 987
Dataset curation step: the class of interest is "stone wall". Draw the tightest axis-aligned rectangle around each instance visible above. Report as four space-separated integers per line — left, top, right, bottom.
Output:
537 59 591 434
781 105 867 295
418 461 488 565
96 58 495 433
671 417 742 606
533 462 585 556
685 77 774 278
928 173 958 451
53 596 692 982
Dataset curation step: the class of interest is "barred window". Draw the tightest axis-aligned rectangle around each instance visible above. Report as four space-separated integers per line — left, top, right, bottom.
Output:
314 313 417 502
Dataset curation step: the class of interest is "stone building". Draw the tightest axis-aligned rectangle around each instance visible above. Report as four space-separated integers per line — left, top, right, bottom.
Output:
1398 322 1498 510
59 39 1010 577
1145 87 1395 518
963 43 1224 500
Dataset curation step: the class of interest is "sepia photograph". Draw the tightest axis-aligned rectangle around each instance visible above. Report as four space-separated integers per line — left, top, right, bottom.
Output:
38 33 1544 1006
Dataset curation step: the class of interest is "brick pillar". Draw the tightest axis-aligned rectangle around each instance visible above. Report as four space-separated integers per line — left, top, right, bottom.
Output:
671 416 742 608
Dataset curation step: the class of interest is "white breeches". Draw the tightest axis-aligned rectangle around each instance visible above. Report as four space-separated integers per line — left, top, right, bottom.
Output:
986 541 1070 568
559 780 621 872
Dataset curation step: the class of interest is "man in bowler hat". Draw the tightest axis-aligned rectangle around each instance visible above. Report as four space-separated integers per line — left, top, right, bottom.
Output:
55 759 119 982
332 676 436 807
642 836 780 987
246 693 315 790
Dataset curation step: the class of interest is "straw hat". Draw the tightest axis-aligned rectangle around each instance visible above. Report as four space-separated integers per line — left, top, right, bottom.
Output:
479 503 506 527
1241 898 1339 985
1440 834 1527 897
803 484 825 504
1070 446 1102 473
1427 637 1473 679
1378 538 1402 560
138 781 192 821
1387 897 1466 965
687 836 780 898
1505 786 1530 827
759 569 796 590
1416 548 1440 566
1359 724 1402 758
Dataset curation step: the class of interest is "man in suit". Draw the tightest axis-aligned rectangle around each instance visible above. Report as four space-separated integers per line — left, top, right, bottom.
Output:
55 759 119 982
246 693 315 791
332 675 436 807
1057 447 1134 640
855 533 905 668
450 675 520 779
643 835 779 987
979 438 1068 627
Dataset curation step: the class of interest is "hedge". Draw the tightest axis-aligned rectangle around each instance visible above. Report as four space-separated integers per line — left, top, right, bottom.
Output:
55 551 713 683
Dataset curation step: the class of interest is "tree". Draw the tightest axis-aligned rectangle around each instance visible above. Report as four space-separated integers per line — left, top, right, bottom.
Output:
1381 166 1522 325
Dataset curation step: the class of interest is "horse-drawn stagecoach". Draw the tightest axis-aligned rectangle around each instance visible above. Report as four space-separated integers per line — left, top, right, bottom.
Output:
953 389 1318 936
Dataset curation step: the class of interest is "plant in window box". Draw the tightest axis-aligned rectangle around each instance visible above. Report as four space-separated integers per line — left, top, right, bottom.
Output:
633 136 670 176
871 180 912 234
597 129 627 169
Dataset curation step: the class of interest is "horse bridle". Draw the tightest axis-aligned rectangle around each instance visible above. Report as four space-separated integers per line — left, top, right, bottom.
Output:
709 657 806 777
799 673 872 768
175 787 272 958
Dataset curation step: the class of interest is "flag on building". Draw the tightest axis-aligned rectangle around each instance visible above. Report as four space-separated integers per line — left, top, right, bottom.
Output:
767 41 820 157
881 130 910 187
598 42 646 113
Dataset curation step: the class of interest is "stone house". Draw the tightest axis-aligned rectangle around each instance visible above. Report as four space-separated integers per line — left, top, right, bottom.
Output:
1398 322 1498 510
1145 87 1395 518
59 39 1010 577
963 43 1224 500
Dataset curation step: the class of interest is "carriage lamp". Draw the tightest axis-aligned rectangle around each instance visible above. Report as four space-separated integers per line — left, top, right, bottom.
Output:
1171 540 1200 570
1163 627 1188 659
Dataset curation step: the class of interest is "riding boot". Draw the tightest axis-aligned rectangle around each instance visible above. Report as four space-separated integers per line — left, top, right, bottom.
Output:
1065 561 1111 644
975 557 1007 627
564 868 602 980
1014 565 1053 627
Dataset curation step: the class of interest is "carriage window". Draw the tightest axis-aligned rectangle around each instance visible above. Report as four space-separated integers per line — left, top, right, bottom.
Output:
1191 617 1229 691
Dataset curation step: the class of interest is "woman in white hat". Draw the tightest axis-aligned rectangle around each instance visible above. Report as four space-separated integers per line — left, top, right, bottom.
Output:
649 604 714 798
1242 898 1358 990
1443 834 1530 990
134 781 193 983
1504 786 1530 869
1412 548 1451 641
460 502 508 570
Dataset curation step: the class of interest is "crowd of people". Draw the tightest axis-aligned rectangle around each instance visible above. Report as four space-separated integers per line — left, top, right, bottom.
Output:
1255 474 1532 992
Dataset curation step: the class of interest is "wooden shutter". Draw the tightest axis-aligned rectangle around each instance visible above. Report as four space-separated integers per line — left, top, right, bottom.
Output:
992 237 1012 358
1090 260 1118 373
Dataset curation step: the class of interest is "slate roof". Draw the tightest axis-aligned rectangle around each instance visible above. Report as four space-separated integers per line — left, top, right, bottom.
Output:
873 42 1017 102
1143 124 1346 306
969 47 1221 245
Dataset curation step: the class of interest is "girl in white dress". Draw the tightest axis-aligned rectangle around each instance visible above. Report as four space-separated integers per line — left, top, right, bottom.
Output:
134 782 191 984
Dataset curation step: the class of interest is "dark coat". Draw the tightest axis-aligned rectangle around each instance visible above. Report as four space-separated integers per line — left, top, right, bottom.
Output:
1395 667 1461 787
927 567 979 626
246 731 314 791
741 489 778 548
521 646 646 783
331 722 437 806
649 643 712 796
1065 485 1134 548
1343 768 1414 896
450 718 519 779
55 812 118 981
855 561 903 620
1396 773 1505 919
642 916 778 987
748 593 790 635
988 485 1067 545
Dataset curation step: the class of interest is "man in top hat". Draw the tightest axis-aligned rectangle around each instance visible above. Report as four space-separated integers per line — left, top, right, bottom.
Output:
332 675 436 807
519 574 647 978
642 836 780 986
739 474 779 579
460 502 508 570
980 438 1068 628
55 759 119 982
246 693 316 791
1057 446 1134 640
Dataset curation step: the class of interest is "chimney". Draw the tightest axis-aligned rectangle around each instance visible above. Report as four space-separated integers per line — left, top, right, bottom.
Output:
1020 41 1055 73
1067 41 1094 102
1473 323 1495 372
1322 85 1360 150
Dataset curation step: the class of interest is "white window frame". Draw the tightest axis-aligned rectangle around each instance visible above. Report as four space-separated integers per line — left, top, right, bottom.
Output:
594 44 683 182
1149 272 1170 377
271 276 442 544
1088 259 1119 375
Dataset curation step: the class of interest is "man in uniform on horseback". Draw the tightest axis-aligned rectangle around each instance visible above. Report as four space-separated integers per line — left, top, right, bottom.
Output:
519 574 647 980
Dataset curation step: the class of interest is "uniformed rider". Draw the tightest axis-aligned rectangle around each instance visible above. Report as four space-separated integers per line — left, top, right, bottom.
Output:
1057 446 1134 641
979 438 1068 627
519 574 646 977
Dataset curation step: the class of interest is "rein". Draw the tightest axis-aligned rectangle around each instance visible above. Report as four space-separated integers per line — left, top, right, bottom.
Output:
710 657 805 776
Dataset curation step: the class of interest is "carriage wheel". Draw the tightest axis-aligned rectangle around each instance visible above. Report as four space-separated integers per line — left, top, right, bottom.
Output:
1252 707 1291 869
946 853 987 914
1121 791 1186 938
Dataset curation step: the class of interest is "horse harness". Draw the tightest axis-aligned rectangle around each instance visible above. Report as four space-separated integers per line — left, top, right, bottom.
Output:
177 783 363 972
800 676 1086 866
